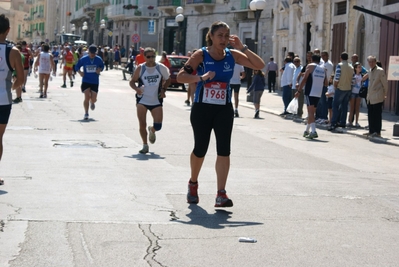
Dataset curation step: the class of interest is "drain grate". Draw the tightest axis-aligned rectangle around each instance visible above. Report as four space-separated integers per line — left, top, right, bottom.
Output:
53 140 105 148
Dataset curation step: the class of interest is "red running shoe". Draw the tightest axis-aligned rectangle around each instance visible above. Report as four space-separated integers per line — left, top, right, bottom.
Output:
215 190 233 207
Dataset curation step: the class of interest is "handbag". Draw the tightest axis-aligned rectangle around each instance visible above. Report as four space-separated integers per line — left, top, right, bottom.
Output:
359 86 368 98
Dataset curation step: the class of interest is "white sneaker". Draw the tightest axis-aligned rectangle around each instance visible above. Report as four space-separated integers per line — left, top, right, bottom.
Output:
139 144 149 154
148 126 156 144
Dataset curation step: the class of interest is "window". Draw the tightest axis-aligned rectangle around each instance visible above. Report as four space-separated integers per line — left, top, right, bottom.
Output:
335 1 346 15
385 0 399 5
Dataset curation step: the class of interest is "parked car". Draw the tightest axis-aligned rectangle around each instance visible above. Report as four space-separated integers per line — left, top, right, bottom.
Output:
156 55 189 91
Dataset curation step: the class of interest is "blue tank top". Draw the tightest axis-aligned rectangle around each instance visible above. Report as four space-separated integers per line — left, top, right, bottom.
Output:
194 47 235 104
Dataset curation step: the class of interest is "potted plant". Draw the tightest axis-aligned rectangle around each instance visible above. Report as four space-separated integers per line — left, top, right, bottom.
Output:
134 10 142 16
148 5 154 10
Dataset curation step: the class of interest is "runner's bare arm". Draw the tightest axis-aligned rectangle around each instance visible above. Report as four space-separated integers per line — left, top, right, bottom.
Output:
177 50 214 83
129 65 143 94
10 47 24 89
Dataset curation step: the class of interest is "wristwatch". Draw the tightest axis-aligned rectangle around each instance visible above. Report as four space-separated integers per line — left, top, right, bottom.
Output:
241 45 248 53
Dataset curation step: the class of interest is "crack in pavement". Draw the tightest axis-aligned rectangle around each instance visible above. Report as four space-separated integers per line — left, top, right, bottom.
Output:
139 224 165 267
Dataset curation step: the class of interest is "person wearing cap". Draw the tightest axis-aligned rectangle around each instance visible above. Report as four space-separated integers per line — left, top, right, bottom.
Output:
74 45 104 120
60 46 74 88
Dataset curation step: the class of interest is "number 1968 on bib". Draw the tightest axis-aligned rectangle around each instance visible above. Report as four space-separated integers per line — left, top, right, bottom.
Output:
202 82 228 105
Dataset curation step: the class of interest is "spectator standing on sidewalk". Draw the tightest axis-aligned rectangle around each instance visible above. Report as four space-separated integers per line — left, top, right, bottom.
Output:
347 62 364 127
316 51 334 124
0 14 25 185
280 56 295 115
291 57 302 116
365 56 388 137
265 56 278 93
328 52 353 131
122 57 134 80
230 63 245 117
247 70 266 118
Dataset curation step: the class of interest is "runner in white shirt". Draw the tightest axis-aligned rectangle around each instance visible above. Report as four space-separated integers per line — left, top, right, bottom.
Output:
129 47 170 154
34 43 55 98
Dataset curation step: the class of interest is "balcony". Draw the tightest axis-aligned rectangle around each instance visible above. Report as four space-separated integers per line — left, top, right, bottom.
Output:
157 0 181 15
26 0 32 4
125 8 160 20
107 4 127 20
186 0 215 12
89 0 110 8
70 8 89 24
84 6 96 15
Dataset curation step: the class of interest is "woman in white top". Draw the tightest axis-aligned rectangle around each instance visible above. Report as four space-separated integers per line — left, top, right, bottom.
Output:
347 62 364 127
34 43 55 98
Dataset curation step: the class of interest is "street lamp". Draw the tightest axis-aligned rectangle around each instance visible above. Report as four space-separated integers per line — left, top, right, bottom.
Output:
249 0 266 54
71 24 76 34
100 19 106 46
82 21 88 43
175 6 184 55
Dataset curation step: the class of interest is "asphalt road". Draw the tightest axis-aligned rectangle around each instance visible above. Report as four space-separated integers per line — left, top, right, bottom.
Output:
1 69 399 267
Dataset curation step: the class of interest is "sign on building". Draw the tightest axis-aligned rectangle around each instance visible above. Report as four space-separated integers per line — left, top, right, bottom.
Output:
148 20 155 35
388 56 399 81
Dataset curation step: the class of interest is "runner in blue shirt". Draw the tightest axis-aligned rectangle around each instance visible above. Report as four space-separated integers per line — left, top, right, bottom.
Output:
74 45 104 120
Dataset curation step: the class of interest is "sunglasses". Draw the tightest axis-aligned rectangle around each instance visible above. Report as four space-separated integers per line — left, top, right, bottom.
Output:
146 55 156 59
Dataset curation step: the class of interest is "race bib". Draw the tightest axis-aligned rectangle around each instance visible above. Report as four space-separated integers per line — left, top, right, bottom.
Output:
86 65 97 73
202 82 227 105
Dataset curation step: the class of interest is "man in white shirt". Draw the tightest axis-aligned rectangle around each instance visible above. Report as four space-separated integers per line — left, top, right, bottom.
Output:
316 51 334 122
230 64 245 117
281 56 295 115
291 57 302 116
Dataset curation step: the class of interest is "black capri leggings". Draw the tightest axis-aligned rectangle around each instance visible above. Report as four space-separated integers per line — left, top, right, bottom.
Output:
190 102 234 157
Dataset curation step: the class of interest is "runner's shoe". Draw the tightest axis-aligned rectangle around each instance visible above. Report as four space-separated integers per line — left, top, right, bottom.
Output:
214 190 233 207
70 81 74 87
187 180 199 204
13 97 23 103
39 93 43 98
139 144 149 154
234 110 239 117
84 113 89 120
303 131 309 137
61 84 67 88
306 132 318 139
22 87 26 93
185 100 190 106
148 126 156 144
90 102 95 111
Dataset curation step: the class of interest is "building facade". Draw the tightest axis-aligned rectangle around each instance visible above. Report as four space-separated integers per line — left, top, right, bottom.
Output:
272 0 399 113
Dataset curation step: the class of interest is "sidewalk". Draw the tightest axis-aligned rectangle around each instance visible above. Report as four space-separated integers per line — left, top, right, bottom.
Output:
238 85 399 147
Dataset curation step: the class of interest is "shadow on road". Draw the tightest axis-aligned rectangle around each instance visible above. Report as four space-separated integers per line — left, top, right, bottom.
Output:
0 190 8 195
125 153 165 161
172 204 263 229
